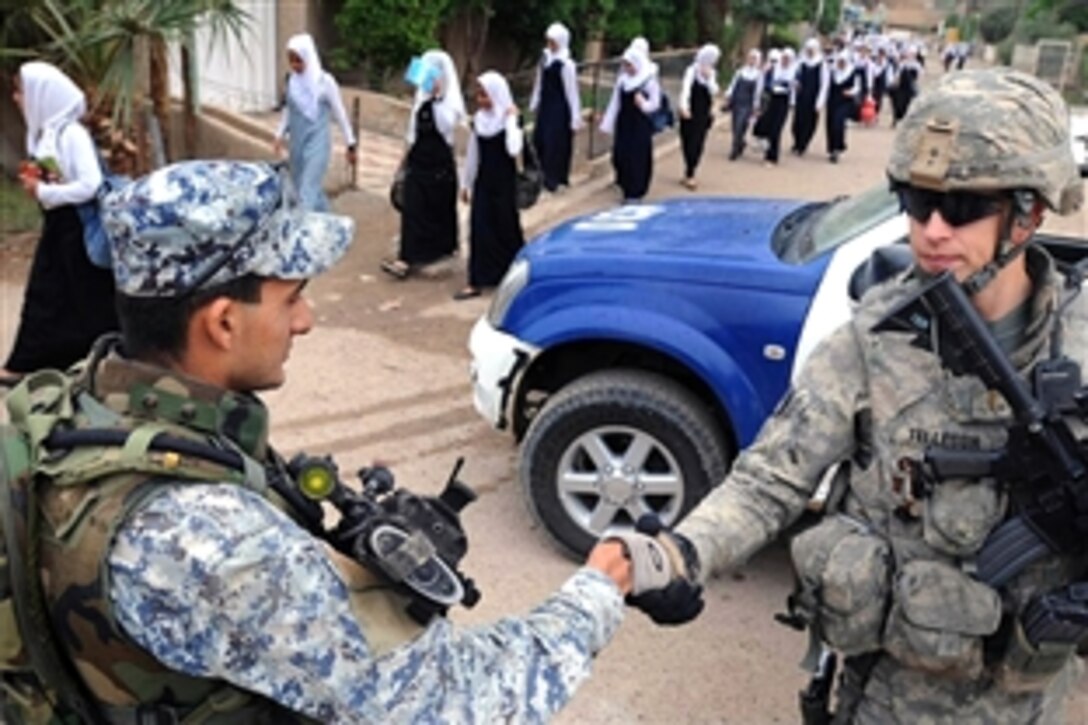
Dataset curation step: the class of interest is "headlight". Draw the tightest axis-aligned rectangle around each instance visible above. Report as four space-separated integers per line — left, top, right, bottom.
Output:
486 258 530 328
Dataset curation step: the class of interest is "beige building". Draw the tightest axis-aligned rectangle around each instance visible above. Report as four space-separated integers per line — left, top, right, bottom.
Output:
883 0 946 32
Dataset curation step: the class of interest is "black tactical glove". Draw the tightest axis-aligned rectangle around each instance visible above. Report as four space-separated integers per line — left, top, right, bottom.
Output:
607 514 704 626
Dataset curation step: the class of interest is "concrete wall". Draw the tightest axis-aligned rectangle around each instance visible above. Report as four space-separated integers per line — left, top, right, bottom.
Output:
168 0 279 113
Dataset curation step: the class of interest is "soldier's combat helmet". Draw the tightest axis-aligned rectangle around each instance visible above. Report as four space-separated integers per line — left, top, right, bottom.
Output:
886 67 1082 216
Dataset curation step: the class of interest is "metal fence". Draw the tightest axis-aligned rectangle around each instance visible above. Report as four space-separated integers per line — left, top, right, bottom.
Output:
506 48 698 163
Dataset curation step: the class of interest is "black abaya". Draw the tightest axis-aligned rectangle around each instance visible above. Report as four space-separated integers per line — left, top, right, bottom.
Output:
5 204 118 373
752 69 774 140
469 131 524 289
679 81 712 178
612 88 654 201
791 63 821 155
891 67 919 125
762 86 791 164
826 76 854 156
399 100 458 265
532 60 573 192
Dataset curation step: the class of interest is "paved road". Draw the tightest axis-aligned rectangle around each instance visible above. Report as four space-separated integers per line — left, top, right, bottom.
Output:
1 99 1086 722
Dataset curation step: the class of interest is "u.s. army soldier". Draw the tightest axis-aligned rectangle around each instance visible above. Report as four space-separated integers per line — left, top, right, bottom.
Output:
603 67 1087 722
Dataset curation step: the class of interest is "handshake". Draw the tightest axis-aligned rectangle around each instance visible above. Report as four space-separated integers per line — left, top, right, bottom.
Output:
589 515 705 625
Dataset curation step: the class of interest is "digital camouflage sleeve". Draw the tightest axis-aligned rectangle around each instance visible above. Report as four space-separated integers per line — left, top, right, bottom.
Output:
108 484 624 724
676 322 866 578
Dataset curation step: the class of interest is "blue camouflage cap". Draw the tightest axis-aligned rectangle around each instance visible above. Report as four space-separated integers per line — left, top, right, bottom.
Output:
102 160 355 297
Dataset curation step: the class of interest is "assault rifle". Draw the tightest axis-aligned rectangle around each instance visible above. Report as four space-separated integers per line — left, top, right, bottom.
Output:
872 270 1088 588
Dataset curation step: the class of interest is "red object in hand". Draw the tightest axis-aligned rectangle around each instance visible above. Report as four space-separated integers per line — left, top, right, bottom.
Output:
19 160 42 180
860 97 877 125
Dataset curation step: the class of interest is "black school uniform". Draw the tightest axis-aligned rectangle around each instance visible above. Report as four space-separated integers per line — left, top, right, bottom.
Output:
5 204 118 373
532 59 574 191
468 129 525 288
399 99 458 265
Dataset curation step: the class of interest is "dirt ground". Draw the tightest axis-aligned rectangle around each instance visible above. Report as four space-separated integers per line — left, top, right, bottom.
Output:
2 105 1087 722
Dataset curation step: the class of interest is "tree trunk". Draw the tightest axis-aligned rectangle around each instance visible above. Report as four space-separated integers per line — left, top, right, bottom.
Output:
132 35 151 174
697 0 730 42
441 6 492 90
149 36 172 162
181 43 197 159
742 20 765 55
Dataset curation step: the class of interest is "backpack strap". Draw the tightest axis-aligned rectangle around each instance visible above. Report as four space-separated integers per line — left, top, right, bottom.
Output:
0 426 106 724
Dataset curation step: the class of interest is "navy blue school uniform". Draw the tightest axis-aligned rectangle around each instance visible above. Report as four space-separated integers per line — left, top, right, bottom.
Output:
469 128 525 288
791 62 822 155
532 59 574 191
826 70 857 158
679 79 712 178
613 87 654 200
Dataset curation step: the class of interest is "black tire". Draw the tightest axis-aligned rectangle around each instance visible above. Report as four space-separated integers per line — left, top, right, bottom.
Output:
520 369 731 557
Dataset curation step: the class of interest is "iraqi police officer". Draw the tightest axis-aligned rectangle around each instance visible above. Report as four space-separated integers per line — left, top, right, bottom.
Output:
4 160 631 723
604 67 1087 721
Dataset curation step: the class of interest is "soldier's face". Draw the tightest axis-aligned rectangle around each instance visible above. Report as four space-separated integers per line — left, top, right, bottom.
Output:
228 279 314 391
908 205 1005 281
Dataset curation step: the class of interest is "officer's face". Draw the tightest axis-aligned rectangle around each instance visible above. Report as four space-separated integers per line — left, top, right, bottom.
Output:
228 279 314 391
908 203 1006 282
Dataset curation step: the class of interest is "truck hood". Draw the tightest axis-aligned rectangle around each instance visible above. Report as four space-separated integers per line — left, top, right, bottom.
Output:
524 197 828 294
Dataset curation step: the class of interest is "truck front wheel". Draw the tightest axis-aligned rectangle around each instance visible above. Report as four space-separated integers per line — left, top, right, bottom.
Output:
520 369 731 557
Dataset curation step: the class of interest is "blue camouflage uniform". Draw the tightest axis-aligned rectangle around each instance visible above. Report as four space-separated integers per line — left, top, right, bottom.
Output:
90 160 627 722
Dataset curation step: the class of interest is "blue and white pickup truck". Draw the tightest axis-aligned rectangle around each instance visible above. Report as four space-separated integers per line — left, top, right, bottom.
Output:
467 186 1082 555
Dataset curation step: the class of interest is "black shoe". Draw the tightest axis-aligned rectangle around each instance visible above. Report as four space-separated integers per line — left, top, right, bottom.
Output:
453 287 481 301
829 153 839 164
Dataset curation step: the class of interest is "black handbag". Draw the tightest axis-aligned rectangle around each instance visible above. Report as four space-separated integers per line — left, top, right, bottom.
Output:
516 138 542 210
389 156 407 212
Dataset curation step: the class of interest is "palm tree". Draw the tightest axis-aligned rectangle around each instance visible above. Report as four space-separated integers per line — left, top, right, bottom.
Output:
2 0 250 171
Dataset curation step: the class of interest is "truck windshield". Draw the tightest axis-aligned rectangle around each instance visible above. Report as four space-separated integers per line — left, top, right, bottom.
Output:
776 184 901 263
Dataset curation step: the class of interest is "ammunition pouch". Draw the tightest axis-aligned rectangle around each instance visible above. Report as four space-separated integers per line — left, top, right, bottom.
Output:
883 560 1002 678
922 479 1004 558
789 515 891 655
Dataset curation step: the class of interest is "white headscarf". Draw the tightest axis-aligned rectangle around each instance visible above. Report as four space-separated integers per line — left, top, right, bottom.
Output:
767 48 782 70
832 52 855 84
286 33 324 121
695 44 720 71
474 71 514 138
407 49 466 144
544 22 571 65
692 44 720 89
19 61 86 161
629 36 650 56
802 38 823 67
774 48 797 83
619 46 654 91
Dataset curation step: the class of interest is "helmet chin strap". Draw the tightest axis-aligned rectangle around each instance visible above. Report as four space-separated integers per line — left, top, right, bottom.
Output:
962 190 1036 297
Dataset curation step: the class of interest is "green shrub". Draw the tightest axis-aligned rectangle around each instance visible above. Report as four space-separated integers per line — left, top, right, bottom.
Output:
764 26 800 52
1013 8 1078 43
980 5 1017 44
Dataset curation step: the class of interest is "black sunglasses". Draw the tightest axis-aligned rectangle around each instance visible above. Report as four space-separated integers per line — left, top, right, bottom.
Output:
895 186 1007 228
